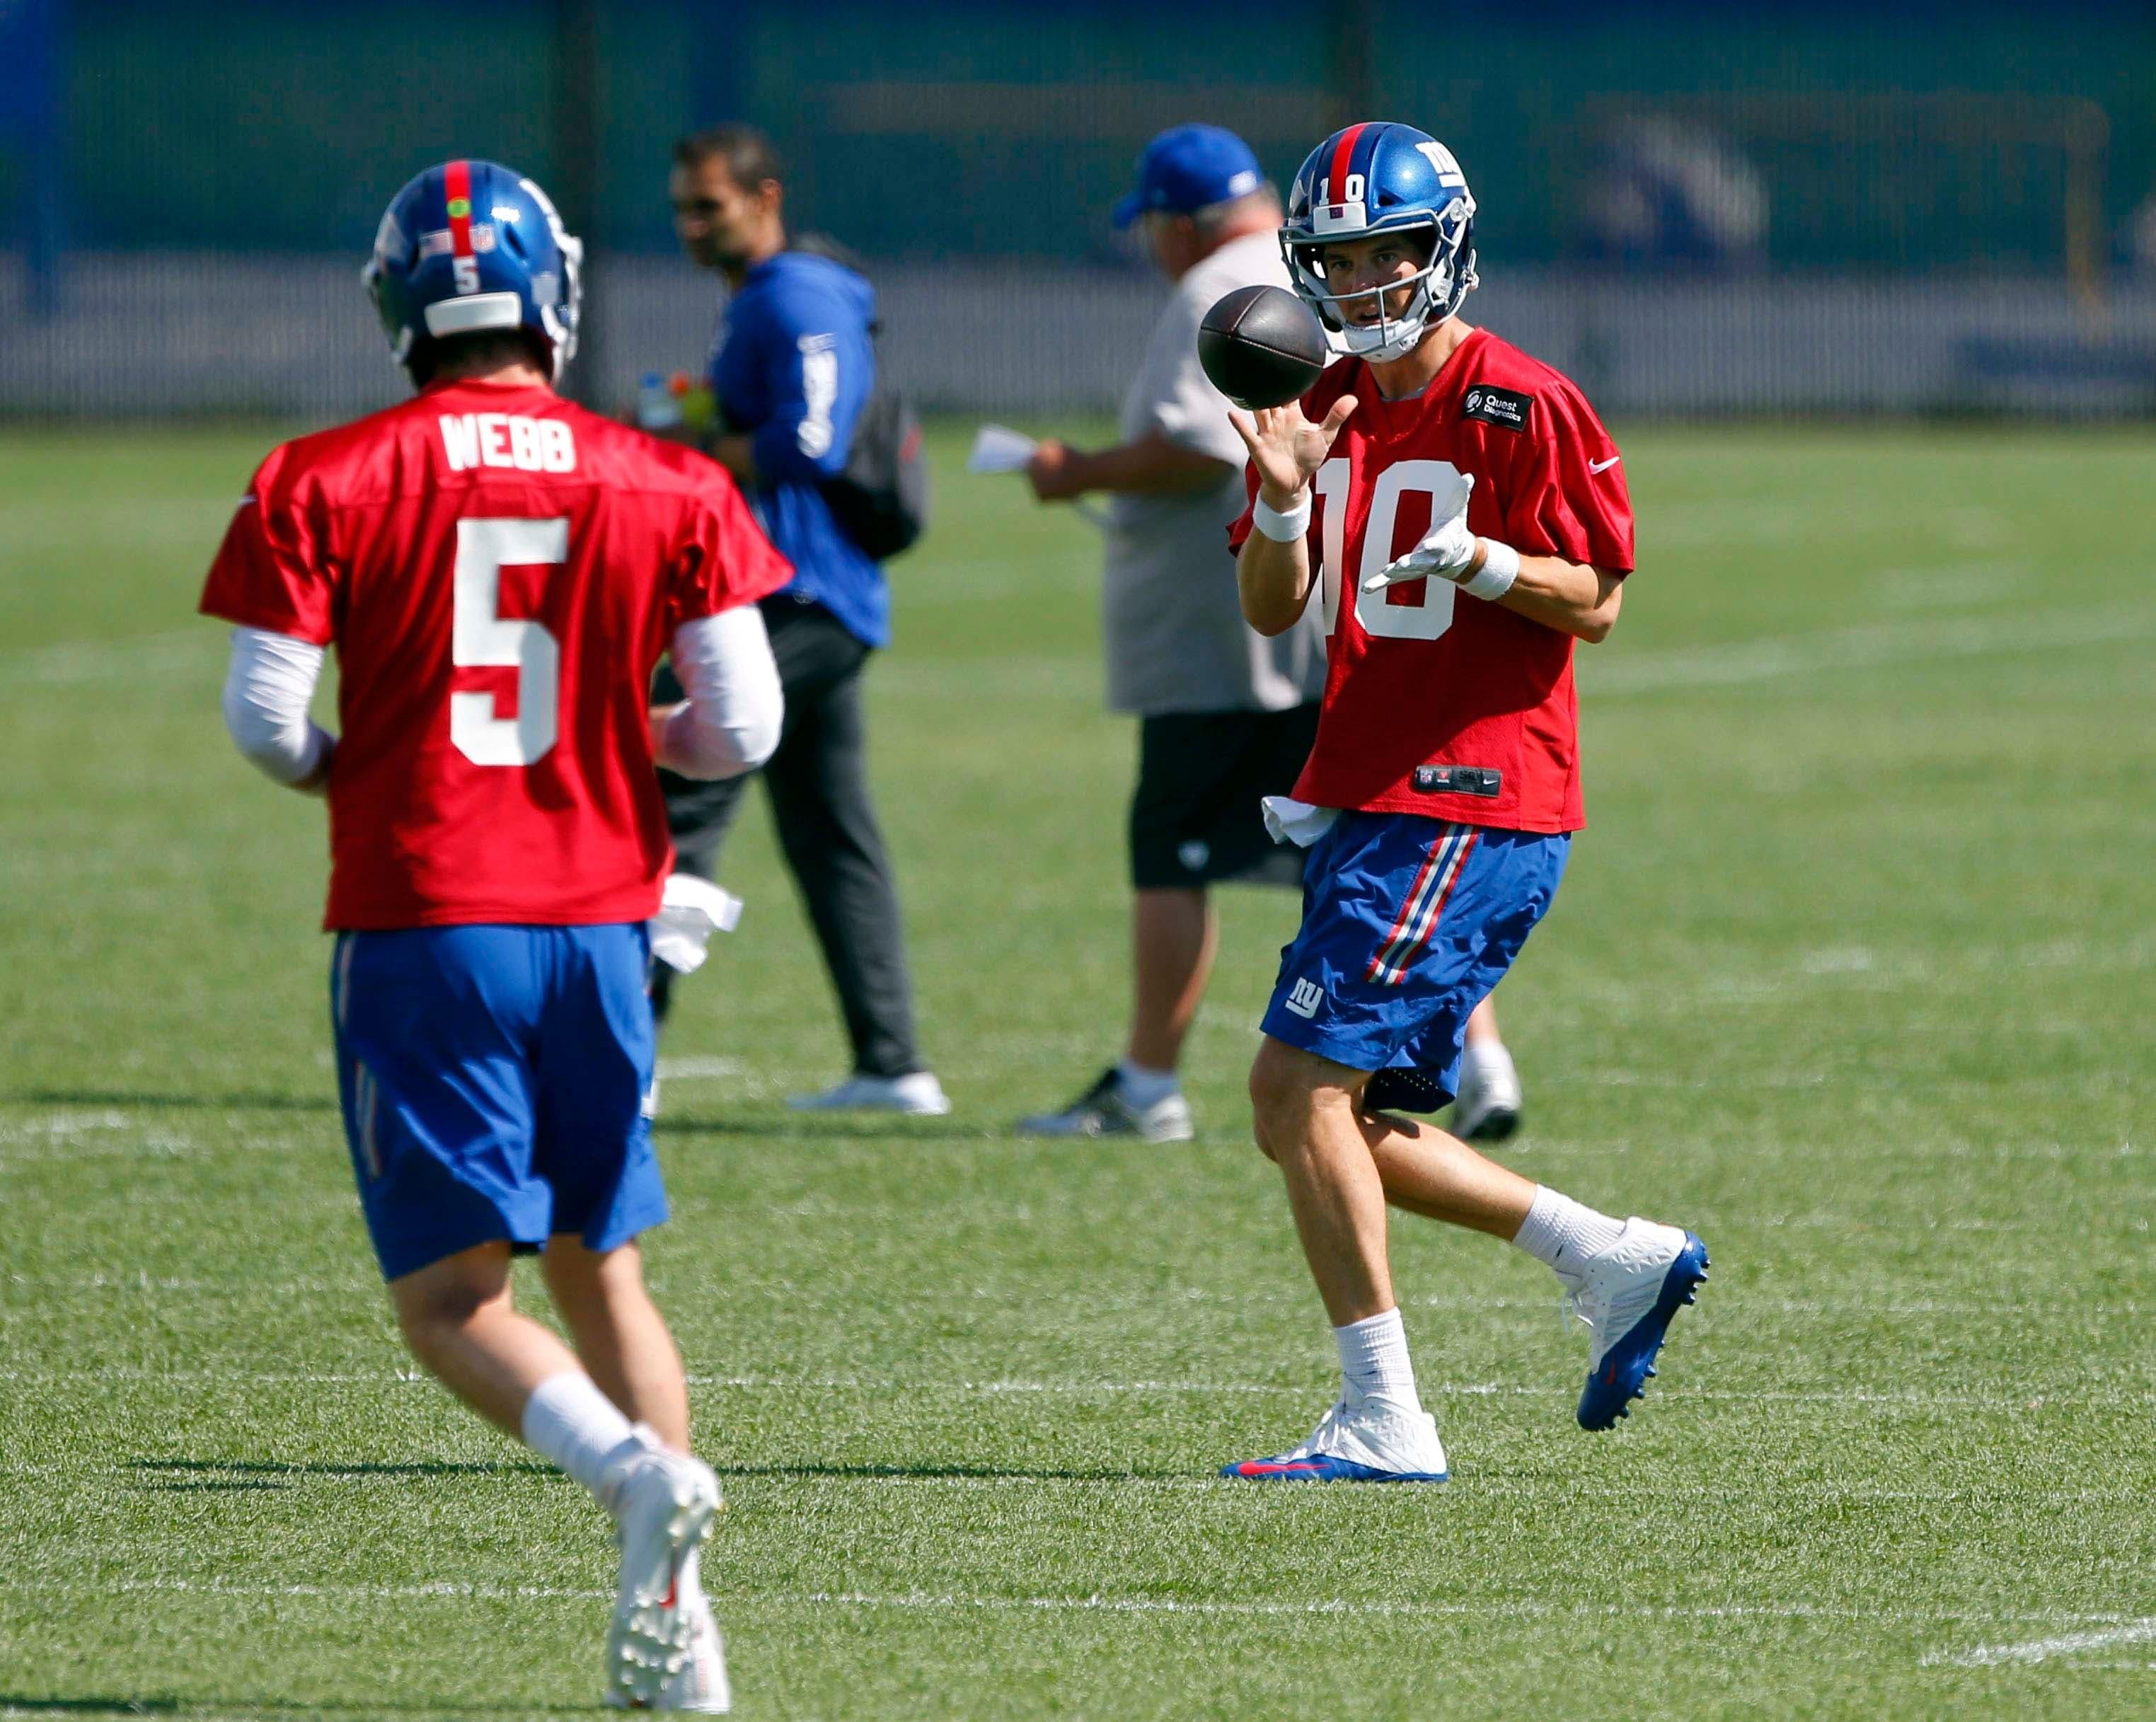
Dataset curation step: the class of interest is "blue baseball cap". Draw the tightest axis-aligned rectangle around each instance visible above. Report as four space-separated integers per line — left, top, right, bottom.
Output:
1112 124 1266 229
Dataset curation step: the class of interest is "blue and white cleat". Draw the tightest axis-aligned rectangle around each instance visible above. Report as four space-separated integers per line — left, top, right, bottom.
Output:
1221 1397 1450 1483
1565 1219 1709 1431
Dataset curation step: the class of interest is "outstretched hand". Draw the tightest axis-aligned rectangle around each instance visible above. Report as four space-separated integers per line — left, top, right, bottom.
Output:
1362 474 1480 590
1228 397 1358 505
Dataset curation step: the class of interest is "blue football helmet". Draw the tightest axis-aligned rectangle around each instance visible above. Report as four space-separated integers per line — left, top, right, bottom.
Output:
1282 122 1477 362
363 159 583 380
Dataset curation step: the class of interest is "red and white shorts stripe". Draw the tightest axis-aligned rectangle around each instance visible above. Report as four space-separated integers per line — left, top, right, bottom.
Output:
1364 823 1477 986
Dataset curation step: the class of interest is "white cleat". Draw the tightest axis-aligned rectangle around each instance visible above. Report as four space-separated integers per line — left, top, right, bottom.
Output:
1221 1395 1450 1482
1451 1039 1523 1143
785 1070 951 1116
607 1602 731 1714
601 1428 725 1710
1564 1218 1710 1431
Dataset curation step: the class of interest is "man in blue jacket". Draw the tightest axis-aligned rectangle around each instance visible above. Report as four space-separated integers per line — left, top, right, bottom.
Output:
659 125 946 1116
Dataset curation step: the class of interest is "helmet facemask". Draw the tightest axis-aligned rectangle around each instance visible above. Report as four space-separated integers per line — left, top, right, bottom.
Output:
518 175 584 380
1284 195 1477 364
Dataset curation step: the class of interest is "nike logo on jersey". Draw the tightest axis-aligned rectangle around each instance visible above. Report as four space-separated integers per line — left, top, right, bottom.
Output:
1589 455 1622 473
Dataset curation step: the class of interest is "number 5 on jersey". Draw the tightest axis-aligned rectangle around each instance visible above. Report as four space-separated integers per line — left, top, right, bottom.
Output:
452 517 564 766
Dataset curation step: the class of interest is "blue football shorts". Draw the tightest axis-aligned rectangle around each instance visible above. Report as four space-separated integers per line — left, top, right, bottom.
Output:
1259 812 1571 1112
329 923 667 1282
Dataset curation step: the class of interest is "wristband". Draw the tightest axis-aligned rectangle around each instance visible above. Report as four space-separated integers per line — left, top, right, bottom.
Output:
1252 490 1312 543
1459 538 1520 601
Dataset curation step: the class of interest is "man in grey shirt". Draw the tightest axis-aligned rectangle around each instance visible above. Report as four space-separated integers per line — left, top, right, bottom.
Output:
1018 125 1326 1143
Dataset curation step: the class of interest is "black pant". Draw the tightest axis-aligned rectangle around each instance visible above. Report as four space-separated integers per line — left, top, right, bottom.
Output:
651 598 922 1079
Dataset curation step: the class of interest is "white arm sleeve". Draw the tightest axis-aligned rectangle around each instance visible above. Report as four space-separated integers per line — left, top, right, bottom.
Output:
221 627 333 787
657 606 783 780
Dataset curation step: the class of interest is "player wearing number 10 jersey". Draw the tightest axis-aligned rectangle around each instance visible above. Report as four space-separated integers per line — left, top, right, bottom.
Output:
1220 122 1708 1485
199 160 789 1709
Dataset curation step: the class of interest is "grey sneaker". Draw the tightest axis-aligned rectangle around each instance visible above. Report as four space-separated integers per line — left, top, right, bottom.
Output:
785 1071 951 1116
1015 1068 1194 1143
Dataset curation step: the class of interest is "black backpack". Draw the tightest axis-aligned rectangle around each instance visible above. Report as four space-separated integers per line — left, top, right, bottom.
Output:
822 376 928 560
791 234 930 561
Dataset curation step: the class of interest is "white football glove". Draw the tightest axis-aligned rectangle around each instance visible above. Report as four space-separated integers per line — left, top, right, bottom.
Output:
1361 473 1478 591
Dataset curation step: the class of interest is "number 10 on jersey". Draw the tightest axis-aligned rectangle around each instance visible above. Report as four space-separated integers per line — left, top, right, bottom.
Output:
1311 457 1468 642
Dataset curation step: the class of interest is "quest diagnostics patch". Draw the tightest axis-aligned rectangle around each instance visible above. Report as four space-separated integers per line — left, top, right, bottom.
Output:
1460 385 1533 432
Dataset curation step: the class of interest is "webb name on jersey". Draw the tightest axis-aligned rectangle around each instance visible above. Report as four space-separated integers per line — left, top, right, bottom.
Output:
1232 327 1634 833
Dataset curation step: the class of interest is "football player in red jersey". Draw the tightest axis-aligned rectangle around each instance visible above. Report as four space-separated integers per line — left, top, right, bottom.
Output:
199 161 789 1708
1218 124 1709 1481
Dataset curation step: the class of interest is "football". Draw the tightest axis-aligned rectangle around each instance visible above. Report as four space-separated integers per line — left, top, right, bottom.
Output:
1197 283 1329 410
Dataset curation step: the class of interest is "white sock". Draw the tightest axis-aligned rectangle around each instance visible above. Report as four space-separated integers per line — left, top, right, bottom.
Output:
521 1371 638 1503
1511 1186 1626 1275
1333 1307 1420 1410
1461 1037 1511 1079
1115 1058 1180 1109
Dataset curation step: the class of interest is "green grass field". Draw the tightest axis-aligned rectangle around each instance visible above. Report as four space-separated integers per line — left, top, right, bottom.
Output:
2 421 2152 1720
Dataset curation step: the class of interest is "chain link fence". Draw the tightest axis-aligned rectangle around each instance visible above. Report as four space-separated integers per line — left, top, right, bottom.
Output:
6 0 2153 420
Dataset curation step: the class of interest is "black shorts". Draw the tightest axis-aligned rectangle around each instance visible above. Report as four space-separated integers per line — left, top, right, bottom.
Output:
1129 705 1322 891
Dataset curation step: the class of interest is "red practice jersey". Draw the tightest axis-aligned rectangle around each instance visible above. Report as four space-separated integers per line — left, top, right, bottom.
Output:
200 377 793 931
1231 328 1634 833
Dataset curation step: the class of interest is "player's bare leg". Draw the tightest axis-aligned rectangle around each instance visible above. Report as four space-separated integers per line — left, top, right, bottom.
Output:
390 1242 587 1435
542 1241 725 1711
1015 891 1204 1143
392 1240 723 1706
1356 1106 1535 1237
543 1237 691 1450
1246 1038 1395 1324
1126 886 1215 1073
1463 995 1500 1049
1228 1037 1446 1480
1351 1098 1708 1428
1230 1037 1710 1478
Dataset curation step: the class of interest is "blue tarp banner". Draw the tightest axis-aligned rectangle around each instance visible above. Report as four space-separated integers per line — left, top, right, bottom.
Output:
1 0 65 311
0 0 59 132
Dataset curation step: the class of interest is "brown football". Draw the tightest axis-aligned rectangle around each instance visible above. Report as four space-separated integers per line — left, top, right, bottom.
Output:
1198 284 1329 410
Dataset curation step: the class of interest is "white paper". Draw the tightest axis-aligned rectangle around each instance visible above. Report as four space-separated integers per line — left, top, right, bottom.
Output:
967 423 1039 474
647 872 744 975
969 423 1109 530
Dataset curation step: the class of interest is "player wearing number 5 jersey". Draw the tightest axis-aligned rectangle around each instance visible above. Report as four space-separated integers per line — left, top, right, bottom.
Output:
1221 122 1708 1484
200 160 788 1709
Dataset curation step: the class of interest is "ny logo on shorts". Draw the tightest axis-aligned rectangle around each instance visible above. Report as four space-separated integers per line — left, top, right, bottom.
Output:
1285 977 1325 1019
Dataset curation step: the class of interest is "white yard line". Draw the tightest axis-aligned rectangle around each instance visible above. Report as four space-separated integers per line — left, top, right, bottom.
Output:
0 628 214 689
1587 601 2155 697
1925 1618 2156 1667
10 1275 2141 1322
683 1378 2150 1409
654 1056 744 1080
0 1367 2145 1409
1871 562 2031 611
10 1461 2136 1508
0 1576 2135 1633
